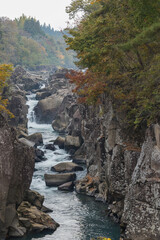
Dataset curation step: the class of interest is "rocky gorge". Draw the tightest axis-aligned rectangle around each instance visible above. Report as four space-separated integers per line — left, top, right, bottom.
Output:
0 66 59 239
39 68 160 240
0 65 159 240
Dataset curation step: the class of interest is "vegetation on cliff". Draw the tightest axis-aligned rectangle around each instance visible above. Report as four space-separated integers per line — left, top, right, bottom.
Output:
0 15 76 69
0 64 14 117
65 0 160 131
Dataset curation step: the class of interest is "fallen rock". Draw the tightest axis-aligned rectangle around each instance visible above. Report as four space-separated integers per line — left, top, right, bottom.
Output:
72 158 86 165
24 190 44 210
34 95 63 123
75 175 99 197
45 144 56 151
36 91 52 100
72 143 87 164
18 130 28 139
58 181 74 191
35 148 45 162
44 173 76 187
26 133 43 146
41 206 53 213
18 138 35 148
64 135 81 151
17 201 59 233
51 162 83 173
54 136 65 149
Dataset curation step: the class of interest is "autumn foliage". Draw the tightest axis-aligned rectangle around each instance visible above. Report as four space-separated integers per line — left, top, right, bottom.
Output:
0 64 14 117
66 0 160 129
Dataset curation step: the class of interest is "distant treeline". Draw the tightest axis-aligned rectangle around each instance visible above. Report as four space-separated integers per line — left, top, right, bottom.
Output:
0 15 76 69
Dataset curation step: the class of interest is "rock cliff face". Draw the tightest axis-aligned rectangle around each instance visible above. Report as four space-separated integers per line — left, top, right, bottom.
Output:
52 91 160 240
34 69 74 124
0 66 59 239
0 114 35 239
75 99 160 240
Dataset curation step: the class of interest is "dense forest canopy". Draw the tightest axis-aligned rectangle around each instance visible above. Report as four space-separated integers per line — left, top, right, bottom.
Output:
0 15 76 69
65 0 160 130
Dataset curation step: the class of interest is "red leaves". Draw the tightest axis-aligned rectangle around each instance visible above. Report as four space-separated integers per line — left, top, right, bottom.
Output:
66 70 107 104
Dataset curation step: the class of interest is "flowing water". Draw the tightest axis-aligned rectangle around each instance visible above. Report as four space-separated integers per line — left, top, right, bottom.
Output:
14 92 120 240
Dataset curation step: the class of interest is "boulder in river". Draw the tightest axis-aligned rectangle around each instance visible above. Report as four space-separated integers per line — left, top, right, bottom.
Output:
51 162 83 173
54 136 65 149
34 95 63 123
35 148 46 162
64 135 81 151
36 91 52 100
45 143 56 151
44 173 76 187
58 181 74 191
26 133 43 146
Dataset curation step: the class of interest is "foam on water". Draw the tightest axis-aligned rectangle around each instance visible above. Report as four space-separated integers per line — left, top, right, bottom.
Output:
14 93 120 240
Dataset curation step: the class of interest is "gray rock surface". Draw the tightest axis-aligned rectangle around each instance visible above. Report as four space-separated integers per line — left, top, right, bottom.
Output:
17 201 59 233
54 136 65 149
58 181 74 191
51 162 83 173
121 125 160 240
64 135 81 150
26 132 43 146
34 95 63 123
44 173 76 187
54 90 160 239
0 114 35 239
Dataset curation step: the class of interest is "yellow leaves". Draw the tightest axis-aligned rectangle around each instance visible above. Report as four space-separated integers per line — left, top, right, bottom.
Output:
0 64 14 118
0 64 13 90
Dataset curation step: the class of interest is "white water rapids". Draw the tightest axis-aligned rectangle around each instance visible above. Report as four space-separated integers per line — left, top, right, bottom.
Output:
19 92 120 240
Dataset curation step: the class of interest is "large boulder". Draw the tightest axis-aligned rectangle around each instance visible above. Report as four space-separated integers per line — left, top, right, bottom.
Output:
10 66 41 92
0 114 35 238
24 190 44 210
51 162 83 173
18 138 35 148
26 133 43 146
35 148 46 162
54 136 65 149
17 201 59 233
52 95 75 133
45 143 56 151
34 95 63 123
44 173 76 187
36 91 52 100
58 181 74 191
64 135 81 150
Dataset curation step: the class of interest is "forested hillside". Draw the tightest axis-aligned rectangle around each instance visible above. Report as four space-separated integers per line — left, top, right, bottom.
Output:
66 0 160 133
0 15 76 69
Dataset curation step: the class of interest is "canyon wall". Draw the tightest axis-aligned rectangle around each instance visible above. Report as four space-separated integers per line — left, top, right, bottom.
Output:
0 114 35 239
52 80 160 240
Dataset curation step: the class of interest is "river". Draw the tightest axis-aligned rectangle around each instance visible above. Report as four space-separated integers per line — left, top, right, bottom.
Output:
14 92 120 240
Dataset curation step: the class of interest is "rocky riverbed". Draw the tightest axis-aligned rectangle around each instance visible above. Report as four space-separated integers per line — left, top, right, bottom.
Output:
1 66 159 240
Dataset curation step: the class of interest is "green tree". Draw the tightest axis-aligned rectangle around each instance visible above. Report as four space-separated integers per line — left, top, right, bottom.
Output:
65 0 160 131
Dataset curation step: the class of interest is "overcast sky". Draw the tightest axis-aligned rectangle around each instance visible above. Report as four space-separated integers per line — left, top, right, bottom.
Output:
0 0 72 30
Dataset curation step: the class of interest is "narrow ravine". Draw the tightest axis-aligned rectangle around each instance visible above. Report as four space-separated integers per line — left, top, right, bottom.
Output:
23 92 120 240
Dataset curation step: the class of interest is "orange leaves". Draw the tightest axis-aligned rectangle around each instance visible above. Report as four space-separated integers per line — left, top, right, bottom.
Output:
91 0 102 4
66 70 107 104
